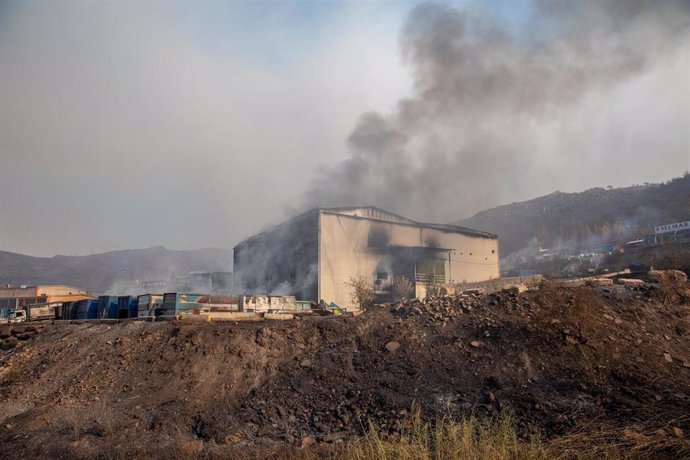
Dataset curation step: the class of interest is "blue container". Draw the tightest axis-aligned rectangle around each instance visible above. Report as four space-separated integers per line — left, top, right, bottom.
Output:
75 299 90 319
87 299 99 319
117 296 131 319
99 296 119 319
116 296 138 318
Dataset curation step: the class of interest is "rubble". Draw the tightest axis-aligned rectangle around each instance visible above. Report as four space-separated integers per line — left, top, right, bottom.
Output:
0 324 40 350
617 278 645 287
586 278 614 286
1 336 18 350
649 269 688 284
384 341 401 353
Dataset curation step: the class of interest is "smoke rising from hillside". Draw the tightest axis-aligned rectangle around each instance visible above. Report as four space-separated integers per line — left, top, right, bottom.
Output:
304 0 690 221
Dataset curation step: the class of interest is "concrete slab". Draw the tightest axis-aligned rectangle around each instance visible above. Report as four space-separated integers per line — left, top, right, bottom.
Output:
617 278 645 287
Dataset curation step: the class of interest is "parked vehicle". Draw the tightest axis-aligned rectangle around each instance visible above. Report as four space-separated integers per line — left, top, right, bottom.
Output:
7 308 26 323
5 303 57 323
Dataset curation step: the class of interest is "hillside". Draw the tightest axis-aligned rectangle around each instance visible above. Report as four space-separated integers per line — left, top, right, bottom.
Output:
455 174 690 258
0 247 233 293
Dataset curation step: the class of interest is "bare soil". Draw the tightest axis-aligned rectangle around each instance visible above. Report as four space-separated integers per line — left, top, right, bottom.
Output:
1 282 689 458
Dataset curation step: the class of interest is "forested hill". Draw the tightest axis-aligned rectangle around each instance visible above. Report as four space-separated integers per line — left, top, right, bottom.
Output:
454 174 690 257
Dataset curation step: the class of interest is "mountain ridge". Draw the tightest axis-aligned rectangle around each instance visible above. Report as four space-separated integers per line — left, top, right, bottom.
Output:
2 175 688 289
454 174 690 257
0 246 233 293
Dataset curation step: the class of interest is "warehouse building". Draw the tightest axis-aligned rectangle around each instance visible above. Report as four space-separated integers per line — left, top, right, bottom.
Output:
233 207 499 310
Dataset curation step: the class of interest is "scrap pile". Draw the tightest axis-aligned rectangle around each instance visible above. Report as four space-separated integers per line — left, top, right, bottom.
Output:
390 286 527 326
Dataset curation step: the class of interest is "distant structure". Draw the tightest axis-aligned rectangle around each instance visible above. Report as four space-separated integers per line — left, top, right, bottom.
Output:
233 206 499 310
173 271 233 293
110 271 233 295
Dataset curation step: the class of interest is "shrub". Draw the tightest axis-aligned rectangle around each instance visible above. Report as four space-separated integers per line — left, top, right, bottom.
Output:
347 275 375 310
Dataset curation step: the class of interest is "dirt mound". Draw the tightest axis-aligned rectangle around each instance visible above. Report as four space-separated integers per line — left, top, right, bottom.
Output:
1 283 689 458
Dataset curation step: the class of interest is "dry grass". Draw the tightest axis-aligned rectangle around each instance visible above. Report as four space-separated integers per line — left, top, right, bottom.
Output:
655 276 690 307
171 437 205 459
35 410 690 459
311 411 688 460
392 276 414 301
333 412 548 460
547 419 690 460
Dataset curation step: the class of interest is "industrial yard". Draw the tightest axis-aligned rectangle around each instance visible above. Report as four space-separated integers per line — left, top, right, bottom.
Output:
2 0 689 457
1 201 689 459
1 207 689 458
1 272 689 458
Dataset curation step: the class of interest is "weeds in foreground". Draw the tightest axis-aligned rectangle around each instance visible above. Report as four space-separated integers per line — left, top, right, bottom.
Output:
323 410 688 460
31 409 690 459
335 411 548 460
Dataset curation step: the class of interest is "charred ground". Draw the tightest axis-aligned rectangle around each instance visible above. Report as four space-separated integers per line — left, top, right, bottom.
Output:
1 281 689 458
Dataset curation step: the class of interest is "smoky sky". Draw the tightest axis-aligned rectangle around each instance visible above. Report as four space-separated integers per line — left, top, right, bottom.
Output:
304 0 690 222
0 1 688 257
0 1 409 256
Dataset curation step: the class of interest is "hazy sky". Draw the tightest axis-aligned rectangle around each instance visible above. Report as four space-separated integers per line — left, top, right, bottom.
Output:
0 0 688 256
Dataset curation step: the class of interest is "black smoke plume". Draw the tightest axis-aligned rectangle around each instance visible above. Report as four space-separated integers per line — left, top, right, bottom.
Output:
303 0 690 221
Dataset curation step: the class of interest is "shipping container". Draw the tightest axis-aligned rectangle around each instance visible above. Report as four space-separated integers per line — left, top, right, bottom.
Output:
137 294 163 317
74 299 99 319
75 299 90 319
99 296 119 319
239 295 297 312
59 301 78 320
117 296 137 319
87 299 99 319
161 293 238 316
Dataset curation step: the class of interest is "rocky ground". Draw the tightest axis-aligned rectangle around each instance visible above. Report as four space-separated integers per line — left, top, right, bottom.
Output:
1 278 689 458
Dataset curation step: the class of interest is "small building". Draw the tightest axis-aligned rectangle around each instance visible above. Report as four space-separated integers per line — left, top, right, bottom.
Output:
233 206 499 310
0 284 93 319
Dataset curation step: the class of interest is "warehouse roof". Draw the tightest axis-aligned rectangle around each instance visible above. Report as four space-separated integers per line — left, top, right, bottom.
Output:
234 206 497 249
